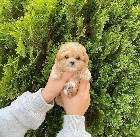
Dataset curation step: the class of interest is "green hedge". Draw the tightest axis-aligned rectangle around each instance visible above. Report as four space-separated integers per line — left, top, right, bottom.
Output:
0 0 139 136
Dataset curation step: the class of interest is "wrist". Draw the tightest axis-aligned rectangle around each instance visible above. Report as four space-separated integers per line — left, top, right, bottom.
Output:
66 111 84 116
41 88 55 104
66 113 84 116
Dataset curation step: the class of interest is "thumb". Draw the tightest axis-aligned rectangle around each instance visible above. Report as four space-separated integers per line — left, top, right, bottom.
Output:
61 91 69 101
77 80 88 95
61 71 76 83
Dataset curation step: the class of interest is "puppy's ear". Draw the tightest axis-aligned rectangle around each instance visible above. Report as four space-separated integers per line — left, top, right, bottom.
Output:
56 51 62 61
83 52 89 65
56 48 67 61
56 44 66 61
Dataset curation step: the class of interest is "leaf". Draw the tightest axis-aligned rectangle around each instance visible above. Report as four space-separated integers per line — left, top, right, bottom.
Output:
16 37 26 57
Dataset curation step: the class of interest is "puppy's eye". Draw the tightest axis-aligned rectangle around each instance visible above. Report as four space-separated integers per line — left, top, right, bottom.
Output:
76 57 80 60
65 56 69 59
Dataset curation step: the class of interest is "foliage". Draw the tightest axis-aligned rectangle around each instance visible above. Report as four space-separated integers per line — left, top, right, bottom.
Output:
0 0 139 136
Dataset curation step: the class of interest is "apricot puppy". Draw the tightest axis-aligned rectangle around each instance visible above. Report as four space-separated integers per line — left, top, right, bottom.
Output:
50 42 91 107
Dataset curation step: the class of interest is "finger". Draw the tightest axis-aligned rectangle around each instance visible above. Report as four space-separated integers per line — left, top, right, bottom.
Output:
77 80 88 95
85 82 90 93
61 91 69 101
88 95 91 105
56 92 60 97
61 71 76 83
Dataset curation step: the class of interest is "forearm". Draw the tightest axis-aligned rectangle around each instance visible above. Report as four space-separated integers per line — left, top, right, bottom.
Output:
0 88 54 137
57 115 91 137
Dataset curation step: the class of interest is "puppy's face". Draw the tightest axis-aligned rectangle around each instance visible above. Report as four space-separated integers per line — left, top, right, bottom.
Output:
55 42 89 72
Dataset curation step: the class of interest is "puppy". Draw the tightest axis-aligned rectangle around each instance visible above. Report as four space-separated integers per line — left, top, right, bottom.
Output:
50 42 91 107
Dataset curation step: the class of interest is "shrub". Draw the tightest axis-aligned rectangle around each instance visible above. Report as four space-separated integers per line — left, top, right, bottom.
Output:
0 0 139 136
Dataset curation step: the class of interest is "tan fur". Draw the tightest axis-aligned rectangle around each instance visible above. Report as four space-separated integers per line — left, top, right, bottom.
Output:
50 42 91 107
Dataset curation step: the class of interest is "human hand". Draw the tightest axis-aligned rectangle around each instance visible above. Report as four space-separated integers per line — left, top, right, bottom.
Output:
42 64 76 104
61 80 90 116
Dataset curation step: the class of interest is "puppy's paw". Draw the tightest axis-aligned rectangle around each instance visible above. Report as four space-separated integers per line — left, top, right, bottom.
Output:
79 68 91 81
50 73 60 79
63 81 75 95
50 70 61 79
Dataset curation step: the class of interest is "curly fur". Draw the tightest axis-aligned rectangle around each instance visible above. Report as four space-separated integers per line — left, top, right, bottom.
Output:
50 42 91 107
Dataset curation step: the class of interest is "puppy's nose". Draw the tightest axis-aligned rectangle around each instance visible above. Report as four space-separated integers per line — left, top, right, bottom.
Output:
70 61 75 65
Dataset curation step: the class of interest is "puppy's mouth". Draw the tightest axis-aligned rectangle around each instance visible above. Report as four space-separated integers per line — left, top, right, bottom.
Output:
67 64 77 71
